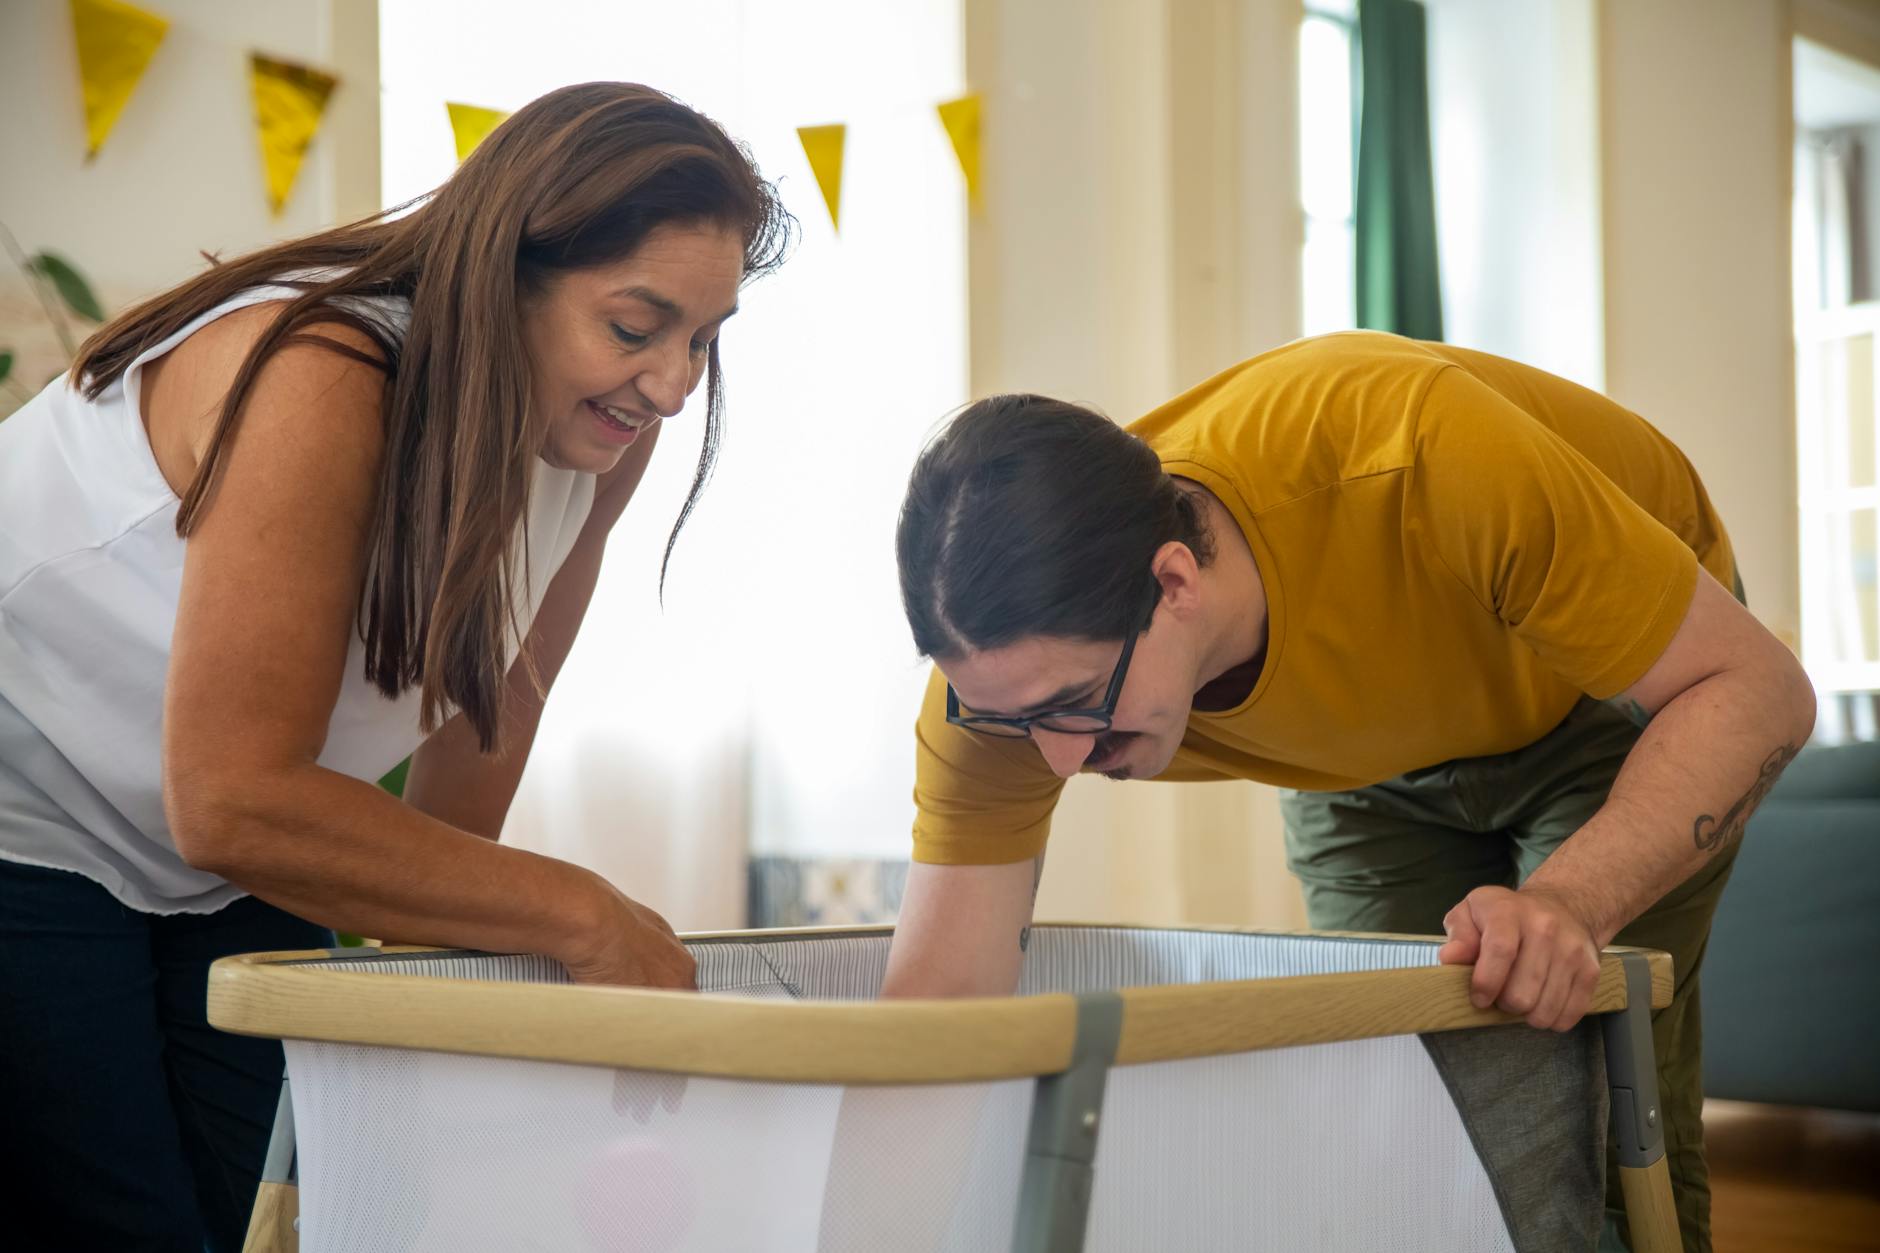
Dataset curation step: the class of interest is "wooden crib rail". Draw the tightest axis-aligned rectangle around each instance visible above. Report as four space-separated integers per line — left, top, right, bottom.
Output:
1112 946 1669 1065
207 928 1671 1084
220 929 1680 1253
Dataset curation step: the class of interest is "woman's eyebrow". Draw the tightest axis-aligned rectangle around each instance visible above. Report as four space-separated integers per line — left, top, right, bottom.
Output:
614 285 738 324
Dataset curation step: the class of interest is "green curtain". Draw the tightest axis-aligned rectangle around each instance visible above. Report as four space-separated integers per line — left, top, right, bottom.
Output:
1355 0 1443 341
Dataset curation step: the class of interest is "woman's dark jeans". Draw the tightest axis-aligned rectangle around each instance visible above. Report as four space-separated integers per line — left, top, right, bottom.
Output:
0 858 330 1252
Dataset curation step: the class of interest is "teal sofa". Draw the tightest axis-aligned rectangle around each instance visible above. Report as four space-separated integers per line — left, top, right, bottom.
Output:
1700 738 1880 1112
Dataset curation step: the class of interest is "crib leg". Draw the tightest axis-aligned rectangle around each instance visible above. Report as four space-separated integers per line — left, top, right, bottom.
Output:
242 1076 300 1253
1601 952 1680 1253
1011 992 1124 1253
1616 1158 1680 1251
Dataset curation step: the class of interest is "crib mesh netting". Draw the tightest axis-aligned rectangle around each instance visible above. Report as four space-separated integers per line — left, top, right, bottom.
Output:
277 927 1607 1252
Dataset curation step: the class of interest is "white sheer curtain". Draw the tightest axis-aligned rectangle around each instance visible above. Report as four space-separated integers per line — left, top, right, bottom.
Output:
380 0 967 928
1795 132 1855 315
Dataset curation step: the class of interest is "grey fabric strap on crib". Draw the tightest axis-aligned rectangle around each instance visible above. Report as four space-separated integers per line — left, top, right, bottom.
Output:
1420 1023 1606 1251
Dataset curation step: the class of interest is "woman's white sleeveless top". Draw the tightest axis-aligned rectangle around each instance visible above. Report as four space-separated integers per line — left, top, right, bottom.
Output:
0 283 596 913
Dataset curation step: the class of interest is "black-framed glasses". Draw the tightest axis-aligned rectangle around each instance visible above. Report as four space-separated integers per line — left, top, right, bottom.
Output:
945 582 1160 739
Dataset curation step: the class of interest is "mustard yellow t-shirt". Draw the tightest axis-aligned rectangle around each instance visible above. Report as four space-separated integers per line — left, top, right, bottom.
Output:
911 331 1735 866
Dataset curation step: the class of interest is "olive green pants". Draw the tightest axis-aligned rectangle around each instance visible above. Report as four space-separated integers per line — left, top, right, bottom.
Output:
1280 695 1736 1253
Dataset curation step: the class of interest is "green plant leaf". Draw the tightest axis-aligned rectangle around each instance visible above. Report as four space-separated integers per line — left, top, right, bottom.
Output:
378 756 410 798
29 252 104 322
0 350 12 386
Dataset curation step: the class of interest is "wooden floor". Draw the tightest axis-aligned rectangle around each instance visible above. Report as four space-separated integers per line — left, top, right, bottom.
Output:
1706 1100 1880 1252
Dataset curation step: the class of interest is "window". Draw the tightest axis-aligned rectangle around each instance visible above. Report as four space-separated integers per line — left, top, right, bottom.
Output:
1794 37 1880 693
1300 1 1357 337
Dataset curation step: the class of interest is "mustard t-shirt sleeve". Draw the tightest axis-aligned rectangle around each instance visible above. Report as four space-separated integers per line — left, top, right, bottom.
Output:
1407 366 1699 701
910 666 1067 865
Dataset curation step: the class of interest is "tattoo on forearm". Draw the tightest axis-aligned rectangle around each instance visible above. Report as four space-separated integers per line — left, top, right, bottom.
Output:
1611 697 1654 729
1692 744 1800 853
1020 854 1044 953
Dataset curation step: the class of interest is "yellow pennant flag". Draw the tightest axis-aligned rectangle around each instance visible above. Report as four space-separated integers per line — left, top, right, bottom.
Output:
250 53 339 216
69 0 169 159
796 124 846 232
936 94 983 208
446 102 511 164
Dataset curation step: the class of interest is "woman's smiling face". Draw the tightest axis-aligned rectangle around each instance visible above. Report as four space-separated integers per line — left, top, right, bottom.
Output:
523 220 745 474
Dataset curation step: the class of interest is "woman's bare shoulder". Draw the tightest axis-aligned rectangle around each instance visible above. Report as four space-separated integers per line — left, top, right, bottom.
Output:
171 299 389 385
144 299 391 491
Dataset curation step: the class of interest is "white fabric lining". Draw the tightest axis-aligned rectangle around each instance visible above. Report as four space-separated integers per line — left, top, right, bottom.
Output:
286 928 1520 1252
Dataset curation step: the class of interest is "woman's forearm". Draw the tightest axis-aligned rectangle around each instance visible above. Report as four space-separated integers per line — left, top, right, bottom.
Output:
402 705 539 840
172 762 602 960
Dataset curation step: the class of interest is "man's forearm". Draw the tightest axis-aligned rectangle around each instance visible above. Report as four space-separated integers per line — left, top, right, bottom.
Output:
1521 660 1813 945
882 859 1037 998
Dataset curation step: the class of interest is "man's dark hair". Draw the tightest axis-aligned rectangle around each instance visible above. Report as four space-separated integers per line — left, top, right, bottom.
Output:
896 393 1214 658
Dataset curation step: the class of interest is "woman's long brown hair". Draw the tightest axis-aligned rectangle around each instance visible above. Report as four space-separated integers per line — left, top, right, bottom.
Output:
69 83 792 750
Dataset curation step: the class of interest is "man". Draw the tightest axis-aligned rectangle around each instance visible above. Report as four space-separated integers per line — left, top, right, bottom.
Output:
884 331 1813 1252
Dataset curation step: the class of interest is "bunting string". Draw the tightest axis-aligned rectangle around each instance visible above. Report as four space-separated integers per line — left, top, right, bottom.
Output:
59 11 983 228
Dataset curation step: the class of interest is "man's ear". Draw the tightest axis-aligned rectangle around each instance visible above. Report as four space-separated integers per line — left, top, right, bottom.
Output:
1150 540 1204 618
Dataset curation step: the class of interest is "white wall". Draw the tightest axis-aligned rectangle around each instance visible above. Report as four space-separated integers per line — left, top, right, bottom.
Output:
965 0 1302 417
0 0 376 410
963 0 1176 418
0 0 377 303
1426 0 1603 389
1599 0 1797 641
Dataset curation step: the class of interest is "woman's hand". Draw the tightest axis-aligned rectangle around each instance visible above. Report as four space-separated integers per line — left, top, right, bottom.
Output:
559 877 698 989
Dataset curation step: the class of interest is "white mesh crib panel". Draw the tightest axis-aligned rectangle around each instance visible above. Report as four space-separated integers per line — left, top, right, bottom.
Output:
1017 930 1514 1252
1082 1038 1511 1252
285 1043 1039 1252
277 929 1591 1252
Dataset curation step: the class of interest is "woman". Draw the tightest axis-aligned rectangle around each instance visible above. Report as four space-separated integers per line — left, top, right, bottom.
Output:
0 83 790 1250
